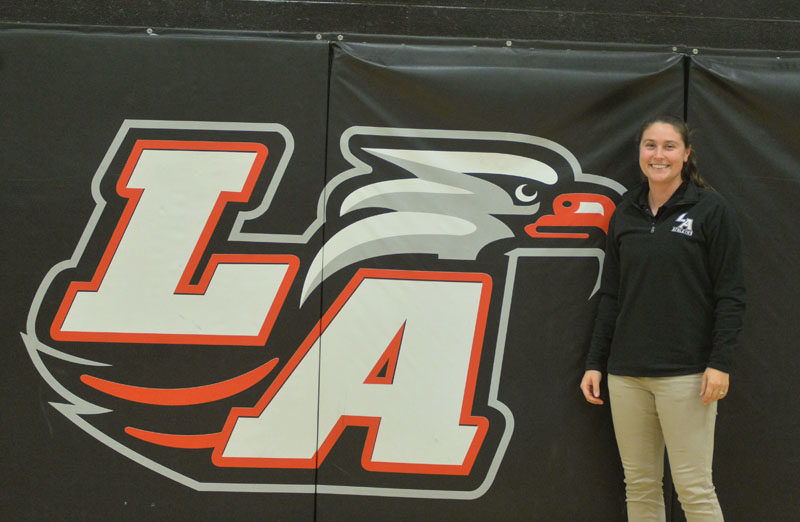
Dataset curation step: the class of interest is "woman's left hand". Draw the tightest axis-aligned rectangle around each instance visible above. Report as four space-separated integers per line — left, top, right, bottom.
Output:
700 367 730 405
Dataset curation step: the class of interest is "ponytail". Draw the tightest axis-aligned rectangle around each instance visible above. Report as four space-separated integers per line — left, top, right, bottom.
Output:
683 147 710 188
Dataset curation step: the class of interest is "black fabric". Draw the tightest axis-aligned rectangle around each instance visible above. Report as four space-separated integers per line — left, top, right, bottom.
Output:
0 29 329 522
586 181 745 376
317 42 682 522
687 53 800 522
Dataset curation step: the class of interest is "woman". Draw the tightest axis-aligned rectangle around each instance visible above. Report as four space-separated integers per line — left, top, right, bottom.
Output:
580 115 745 522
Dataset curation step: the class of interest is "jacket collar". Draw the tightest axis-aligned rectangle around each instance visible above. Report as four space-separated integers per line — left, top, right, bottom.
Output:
632 180 700 210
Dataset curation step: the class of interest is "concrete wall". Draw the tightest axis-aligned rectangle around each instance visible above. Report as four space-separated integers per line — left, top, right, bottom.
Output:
2 0 800 50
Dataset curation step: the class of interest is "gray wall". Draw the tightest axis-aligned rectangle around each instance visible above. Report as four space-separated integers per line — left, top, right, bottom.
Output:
2 0 800 51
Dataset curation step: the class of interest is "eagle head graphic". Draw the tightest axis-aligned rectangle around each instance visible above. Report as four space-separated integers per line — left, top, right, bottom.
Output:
300 127 623 303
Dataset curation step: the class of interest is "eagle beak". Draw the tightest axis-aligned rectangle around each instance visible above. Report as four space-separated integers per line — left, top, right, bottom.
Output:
524 193 616 239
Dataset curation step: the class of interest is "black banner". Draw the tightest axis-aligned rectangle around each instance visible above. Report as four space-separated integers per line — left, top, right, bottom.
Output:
316 43 682 520
1 29 329 521
688 53 800 522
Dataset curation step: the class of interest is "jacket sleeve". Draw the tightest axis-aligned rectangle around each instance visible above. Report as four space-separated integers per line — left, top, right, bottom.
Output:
705 198 746 372
585 211 620 372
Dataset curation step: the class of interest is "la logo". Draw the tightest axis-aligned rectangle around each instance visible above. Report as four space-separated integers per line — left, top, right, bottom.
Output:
24 120 622 498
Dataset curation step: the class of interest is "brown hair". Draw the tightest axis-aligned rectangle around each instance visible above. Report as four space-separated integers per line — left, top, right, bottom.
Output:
636 114 711 189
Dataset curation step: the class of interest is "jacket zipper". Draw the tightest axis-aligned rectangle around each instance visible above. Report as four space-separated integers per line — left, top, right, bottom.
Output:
645 208 656 234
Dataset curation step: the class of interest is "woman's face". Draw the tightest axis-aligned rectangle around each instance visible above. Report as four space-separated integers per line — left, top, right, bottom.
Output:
638 122 691 188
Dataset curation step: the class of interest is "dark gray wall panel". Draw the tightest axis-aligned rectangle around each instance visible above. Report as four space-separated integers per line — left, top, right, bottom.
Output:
3 0 800 50
0 29 329 521
316 41 684 520
687 54 800 522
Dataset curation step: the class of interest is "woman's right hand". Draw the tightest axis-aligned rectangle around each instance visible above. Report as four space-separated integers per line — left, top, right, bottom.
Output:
580 370 604 405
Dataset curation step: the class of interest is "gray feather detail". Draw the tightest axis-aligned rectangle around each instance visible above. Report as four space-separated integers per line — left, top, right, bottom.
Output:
300 148 548 304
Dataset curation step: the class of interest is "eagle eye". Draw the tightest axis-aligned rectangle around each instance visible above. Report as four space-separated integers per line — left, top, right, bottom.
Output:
515 184 538 203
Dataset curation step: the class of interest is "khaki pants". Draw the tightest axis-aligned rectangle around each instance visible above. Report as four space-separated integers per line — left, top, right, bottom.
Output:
608 374 723 522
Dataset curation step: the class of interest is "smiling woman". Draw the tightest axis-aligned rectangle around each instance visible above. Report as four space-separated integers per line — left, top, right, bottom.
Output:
638 122 690 201
580 114 745 522
636 115 711 215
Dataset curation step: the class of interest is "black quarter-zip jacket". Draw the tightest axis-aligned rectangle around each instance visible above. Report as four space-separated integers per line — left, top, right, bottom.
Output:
585 180 745 376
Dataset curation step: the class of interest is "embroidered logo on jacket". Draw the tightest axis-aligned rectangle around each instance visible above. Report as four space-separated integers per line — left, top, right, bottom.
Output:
671 212 694 236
